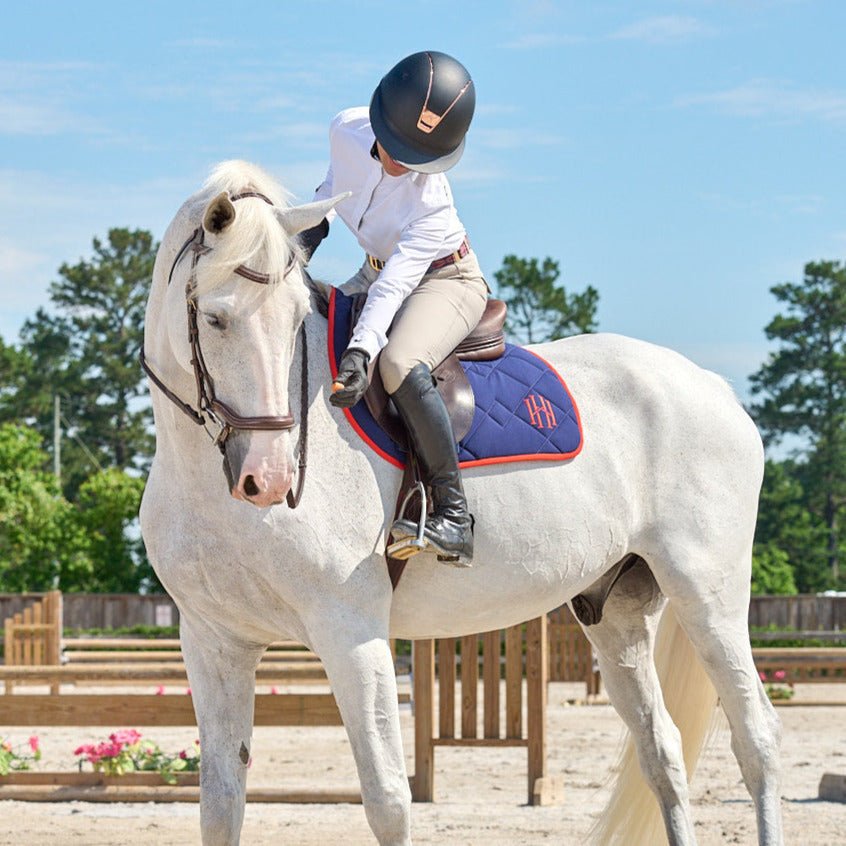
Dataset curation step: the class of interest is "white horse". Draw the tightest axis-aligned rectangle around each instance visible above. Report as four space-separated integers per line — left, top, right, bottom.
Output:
140 160 783 846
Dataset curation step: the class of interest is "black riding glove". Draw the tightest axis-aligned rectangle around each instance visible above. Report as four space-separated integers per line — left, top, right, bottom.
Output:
330 348 370 408
297 217 329 263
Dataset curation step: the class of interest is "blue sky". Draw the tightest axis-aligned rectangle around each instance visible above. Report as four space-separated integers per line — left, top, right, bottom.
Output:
2 0 844 400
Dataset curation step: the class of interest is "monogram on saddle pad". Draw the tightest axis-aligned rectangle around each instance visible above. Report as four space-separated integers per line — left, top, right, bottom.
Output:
327 287 584 469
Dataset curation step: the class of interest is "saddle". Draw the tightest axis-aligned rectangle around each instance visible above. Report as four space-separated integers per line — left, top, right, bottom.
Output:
354 295 508 445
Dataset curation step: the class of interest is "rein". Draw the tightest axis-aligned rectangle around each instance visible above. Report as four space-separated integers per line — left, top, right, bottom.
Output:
140 191 309 509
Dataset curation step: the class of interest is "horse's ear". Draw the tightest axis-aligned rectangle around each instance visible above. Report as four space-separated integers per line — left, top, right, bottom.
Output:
274 192 351 236
203 192 237 235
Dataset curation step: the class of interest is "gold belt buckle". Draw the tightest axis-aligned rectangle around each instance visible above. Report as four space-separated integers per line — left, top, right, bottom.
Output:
368 254 383 272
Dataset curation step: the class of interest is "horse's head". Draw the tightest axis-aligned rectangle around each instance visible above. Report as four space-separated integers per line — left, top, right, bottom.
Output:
146 161 346 508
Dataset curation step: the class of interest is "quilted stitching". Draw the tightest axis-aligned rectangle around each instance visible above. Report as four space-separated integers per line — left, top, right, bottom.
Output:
458 347 581 463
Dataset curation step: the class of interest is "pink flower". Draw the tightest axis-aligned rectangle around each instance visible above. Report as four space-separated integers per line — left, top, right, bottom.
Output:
758 671 767 681
27 735 40 754
270 686 279 695
109 729 142 747
94 741 122 759
185 688 192 696
155 686 165 696
773 670 786 681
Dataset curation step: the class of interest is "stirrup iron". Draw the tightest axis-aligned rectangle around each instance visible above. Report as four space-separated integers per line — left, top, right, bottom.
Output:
386 481 428 560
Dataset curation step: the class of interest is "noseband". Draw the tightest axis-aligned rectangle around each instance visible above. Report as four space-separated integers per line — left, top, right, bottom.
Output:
140 191 308 508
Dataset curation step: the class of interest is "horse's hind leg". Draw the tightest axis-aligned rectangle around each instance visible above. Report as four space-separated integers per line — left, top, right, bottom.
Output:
585 558 697 846
180 612 263 846
664 569 783 845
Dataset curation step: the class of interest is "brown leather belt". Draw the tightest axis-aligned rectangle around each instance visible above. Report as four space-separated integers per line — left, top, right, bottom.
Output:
367 237 470 273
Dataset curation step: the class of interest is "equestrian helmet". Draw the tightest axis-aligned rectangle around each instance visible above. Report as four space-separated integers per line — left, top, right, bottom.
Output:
369 51 475 174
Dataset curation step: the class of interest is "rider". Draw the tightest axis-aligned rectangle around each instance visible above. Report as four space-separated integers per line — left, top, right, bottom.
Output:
302 51 487 566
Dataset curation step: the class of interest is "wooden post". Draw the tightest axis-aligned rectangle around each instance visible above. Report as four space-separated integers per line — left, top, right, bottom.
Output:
460 634 478 738
526 615 550 805
22 606 33 666
412 639 435 801
3 614 13 695
504 624 523 739
46 591 62 694
439 638 456 739
819 772 846 802
483 629 501 739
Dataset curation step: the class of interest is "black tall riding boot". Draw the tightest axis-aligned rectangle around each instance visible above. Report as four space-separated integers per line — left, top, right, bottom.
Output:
390 363 474 565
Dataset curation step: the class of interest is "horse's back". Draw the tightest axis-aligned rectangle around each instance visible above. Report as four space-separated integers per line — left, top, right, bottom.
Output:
536 331 759 458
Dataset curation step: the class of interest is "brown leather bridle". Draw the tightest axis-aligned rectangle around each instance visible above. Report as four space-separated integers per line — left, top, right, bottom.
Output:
140 191 308 508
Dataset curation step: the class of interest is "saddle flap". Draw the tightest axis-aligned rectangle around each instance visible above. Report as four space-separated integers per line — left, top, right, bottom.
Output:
364 354 474 446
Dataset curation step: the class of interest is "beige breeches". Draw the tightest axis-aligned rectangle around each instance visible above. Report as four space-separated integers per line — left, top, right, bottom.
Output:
340 250 489 394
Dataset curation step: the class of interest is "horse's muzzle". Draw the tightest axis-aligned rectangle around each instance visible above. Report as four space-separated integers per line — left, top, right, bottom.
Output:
224 432 294 508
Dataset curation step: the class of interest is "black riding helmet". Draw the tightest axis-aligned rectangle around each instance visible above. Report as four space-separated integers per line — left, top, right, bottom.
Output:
369 51 475 174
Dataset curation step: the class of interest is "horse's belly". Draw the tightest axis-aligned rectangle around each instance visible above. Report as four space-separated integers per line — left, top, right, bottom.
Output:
388 457 630 639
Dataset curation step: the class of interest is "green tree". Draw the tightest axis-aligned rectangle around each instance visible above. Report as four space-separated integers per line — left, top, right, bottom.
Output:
73 468 154 592
0 424 89 591
750 260 846 587
494 255 598 344
0 229 157 498
751 544 797 595
753 460 826 592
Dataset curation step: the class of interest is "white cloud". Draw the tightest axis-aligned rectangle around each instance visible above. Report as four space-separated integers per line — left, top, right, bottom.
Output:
678 79 846 123
165 37 236 49
473 127 564 150
0 240 46 275
0 59 107 137
240 121 329 146
0 97 104 136
610 15 716 44
697 191 825 219
500 33 584 49
448 162 508 186
0 59 100 84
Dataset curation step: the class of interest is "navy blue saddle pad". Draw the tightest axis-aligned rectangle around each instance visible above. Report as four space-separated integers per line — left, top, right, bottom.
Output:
328 288 583 469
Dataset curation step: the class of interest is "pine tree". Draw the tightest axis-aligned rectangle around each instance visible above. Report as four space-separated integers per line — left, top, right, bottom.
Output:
750 260 846 587
494 255 598 344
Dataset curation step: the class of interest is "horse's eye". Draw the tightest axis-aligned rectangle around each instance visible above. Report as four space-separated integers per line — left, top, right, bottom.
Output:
204 313 226 330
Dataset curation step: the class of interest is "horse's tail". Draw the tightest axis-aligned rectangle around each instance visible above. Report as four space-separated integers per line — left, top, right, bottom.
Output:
590 605 719 846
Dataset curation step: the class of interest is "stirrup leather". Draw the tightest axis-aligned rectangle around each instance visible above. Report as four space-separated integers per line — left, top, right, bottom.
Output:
386 482 429 561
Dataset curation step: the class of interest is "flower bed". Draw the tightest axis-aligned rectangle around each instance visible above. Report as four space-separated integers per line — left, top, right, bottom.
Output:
0 730 200 786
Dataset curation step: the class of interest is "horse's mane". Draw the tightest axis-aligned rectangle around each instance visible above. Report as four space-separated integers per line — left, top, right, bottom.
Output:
191 160 299 296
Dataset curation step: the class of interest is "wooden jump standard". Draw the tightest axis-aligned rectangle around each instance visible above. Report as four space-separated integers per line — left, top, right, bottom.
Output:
413 616 562 806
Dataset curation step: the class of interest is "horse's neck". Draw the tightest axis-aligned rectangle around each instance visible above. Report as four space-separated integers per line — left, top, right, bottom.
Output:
291 303 396 512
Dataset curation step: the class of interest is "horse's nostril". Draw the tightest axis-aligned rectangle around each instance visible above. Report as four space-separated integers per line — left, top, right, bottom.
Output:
243 475 260 497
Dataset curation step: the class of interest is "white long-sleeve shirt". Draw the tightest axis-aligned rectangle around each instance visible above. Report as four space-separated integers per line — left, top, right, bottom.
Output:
314 107 467 361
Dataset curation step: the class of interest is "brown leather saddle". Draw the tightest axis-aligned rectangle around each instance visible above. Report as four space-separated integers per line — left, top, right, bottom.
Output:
355 295 508 445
